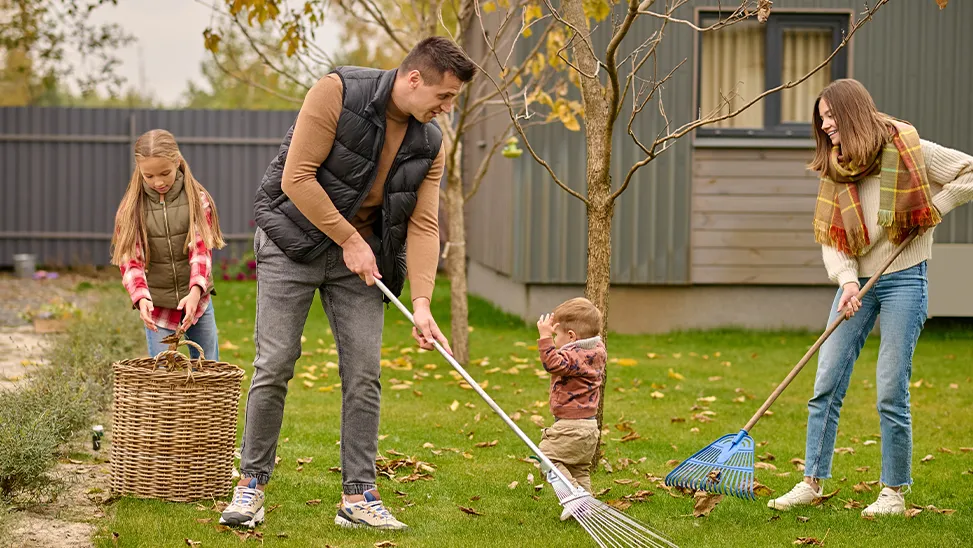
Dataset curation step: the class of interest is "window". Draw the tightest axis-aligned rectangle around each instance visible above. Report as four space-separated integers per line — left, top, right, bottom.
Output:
696 12 850 138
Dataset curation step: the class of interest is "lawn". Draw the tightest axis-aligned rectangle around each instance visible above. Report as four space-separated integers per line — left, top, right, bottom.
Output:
96 279 973 548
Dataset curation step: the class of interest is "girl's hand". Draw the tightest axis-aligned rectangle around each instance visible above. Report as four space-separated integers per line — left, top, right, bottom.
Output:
138 298 157 331
178 286 202 331
537 313 558 339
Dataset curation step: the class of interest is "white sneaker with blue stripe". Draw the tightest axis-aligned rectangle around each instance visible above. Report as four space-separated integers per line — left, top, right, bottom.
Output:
220 478 265 527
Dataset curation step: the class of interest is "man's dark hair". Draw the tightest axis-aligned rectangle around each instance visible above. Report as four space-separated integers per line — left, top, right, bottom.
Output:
400 36 476 84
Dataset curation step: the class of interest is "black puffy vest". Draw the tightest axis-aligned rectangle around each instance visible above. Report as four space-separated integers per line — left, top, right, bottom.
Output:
253 66 443 299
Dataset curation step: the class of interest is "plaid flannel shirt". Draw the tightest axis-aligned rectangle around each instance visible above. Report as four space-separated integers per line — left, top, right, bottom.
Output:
120 192 213 331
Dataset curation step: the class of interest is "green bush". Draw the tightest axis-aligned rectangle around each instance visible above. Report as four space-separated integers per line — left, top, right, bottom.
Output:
0 286 142 502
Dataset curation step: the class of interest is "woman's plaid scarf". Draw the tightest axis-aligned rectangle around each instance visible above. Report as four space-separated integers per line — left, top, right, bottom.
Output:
813 119 940 255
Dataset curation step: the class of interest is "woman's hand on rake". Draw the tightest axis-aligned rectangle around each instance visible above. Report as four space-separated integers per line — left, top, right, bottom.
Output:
837 282 861 319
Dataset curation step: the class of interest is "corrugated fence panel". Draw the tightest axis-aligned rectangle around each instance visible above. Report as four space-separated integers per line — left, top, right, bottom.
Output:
0 107 298 268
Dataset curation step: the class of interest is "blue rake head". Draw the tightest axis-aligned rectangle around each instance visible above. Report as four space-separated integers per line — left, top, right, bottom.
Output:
664 429 756 500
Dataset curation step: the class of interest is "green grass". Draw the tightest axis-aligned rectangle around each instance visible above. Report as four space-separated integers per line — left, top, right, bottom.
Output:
96 279 973 547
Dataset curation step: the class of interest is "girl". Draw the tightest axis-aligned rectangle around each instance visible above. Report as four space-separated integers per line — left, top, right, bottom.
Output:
111 129 226 361
767 79 973 516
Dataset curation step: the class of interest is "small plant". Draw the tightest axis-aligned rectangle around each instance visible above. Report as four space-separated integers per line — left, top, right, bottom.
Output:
217 222 257 281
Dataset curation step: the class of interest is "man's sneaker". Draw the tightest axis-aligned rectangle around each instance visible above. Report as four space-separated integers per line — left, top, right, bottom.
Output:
220 478 266 527
767 481 822 511
861 487 906 517
334 489 409 530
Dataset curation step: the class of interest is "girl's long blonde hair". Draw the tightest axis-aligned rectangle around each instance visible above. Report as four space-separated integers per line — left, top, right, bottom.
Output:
110 129 225 265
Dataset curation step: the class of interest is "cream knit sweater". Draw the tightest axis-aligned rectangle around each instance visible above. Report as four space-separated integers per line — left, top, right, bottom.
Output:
823 139 973 288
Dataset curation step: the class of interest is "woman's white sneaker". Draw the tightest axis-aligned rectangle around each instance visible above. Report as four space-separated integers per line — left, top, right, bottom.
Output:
767 481 822 511
861 487 905 517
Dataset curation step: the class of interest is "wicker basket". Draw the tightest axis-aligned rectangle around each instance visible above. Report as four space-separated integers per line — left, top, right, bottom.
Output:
110 334 244 502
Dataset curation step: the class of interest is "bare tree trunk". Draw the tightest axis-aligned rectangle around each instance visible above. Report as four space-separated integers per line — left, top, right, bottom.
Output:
560 0 615 471
439 117 471 364
445 164 470 364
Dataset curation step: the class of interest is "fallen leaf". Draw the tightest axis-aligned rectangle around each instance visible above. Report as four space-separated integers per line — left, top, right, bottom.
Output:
595 488 611 497
708 376 723 382
692 491 723 517
810 489 840 506
185 540 201 547
938 447 954 454
530 415 546 428
961 448 973 453
834 447 854 455
853 482 872 493
620 432 641 442
508 481 518 489
607 499 632 510
697 396 717 403
306 499 322 506
950 383 959 389
623 490 655 502
754 462 778 471
220 340 239 350
844 499 864 509
475 440 499 448
666 459 681 467
375 542 398 548
855 466 870 473
936 0 948 10
614 479 636 485
905 507 922 518
863 440 877 446
793 537 824 546
668 368 685 381
921 454 935 463
195 518 212 524
797 516 810 523
646 352 660 359
449 400 459 411
753 481 774 497
650 391 665 399
615 358 638 366
670 417 686 423
757 453 776 462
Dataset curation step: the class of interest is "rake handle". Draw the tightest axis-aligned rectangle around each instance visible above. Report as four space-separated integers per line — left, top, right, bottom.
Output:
373 280 578 490
742 231 919 433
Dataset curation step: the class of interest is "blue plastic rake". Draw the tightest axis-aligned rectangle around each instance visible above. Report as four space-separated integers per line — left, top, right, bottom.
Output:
666 233 917 501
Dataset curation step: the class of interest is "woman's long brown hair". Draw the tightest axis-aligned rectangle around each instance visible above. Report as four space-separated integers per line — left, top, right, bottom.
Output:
110 129 225 265
809 78 892 175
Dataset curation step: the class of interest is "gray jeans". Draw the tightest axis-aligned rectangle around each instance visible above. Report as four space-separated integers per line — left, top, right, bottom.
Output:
239 227 384 495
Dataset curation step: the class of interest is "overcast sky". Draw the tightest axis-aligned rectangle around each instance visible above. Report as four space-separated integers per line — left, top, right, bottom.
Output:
63 0 342 105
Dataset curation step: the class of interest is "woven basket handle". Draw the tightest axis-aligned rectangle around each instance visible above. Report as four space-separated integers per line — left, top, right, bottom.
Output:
155 329 206 371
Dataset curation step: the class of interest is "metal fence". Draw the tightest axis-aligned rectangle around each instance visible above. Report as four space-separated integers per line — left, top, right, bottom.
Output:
0 107 300 269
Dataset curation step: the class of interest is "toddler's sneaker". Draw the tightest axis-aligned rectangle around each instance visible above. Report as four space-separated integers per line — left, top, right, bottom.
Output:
861 487 905 517
334 489 409 530
220 478 265 527
767 481 822 511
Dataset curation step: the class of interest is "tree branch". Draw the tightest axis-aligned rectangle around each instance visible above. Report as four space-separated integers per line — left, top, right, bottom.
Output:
464 119 516 201
613 0 890 202
209 52 304 104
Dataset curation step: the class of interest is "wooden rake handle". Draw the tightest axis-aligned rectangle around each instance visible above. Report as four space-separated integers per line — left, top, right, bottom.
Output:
742 230 920 433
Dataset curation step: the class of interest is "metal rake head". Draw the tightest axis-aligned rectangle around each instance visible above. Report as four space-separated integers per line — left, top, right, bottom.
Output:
664 429 755 500
545 469 678 548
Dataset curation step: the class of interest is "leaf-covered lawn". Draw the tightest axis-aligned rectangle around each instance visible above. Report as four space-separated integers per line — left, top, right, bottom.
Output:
97 280 973 547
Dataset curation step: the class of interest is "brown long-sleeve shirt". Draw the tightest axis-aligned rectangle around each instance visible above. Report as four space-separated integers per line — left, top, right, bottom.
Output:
280 74 444 301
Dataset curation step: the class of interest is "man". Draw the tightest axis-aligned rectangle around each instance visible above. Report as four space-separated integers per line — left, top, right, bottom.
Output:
220 36 476 530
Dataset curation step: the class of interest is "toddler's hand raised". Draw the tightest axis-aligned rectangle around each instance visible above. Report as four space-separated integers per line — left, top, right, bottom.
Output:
537 313 558 339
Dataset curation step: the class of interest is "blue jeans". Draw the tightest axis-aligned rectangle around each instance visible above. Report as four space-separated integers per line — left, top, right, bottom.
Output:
804 262 927 488
145 302 220 361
